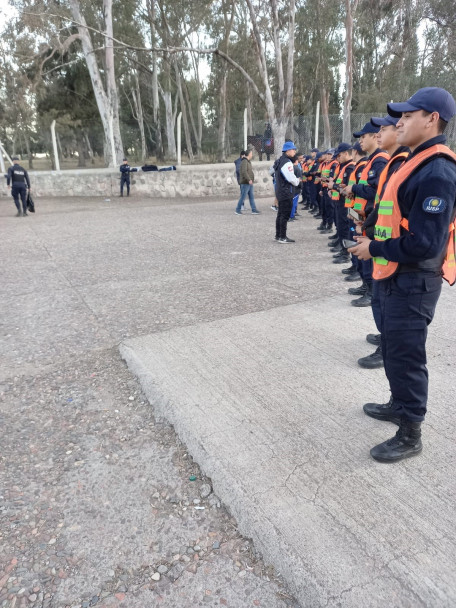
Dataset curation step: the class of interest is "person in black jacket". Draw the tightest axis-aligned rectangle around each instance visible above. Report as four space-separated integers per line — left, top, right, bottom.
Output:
119 158 137 196
273 142 301 242
7 157 31 217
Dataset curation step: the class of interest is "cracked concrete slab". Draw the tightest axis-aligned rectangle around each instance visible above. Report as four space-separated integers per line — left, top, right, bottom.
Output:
121 288 456 608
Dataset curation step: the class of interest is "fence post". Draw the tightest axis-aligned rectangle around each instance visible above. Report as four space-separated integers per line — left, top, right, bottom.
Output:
314 101 320 150
177 112 182 166
243 108 248 150
0 141 8 173
50 120 60 171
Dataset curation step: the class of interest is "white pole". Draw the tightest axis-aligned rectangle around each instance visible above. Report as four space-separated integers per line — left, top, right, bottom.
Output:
177 112 182 166
109 116 116 168
243 108 248 150
0 142 7 172
51 120 60 172
314 101 320 150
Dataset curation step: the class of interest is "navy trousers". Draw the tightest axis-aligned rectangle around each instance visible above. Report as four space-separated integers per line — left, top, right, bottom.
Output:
372 272 442 422
120 175 130 195
12 185 27 213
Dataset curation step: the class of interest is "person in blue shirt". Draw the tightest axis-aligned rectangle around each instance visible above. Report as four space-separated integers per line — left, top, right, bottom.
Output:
349 87 456 462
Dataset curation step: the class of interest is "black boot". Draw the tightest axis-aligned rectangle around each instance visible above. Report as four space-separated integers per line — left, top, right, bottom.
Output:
351 283 372 306
344 272 361 282
321 224 333 234
317 221 326 230
328 233 339 241
370 419 422 463
331 246 343 254
314 212 322 219
348 283 367 295
333 251 350 264
363 396 401 424
366 333 381 346
342 265 357 275
358 345 384 369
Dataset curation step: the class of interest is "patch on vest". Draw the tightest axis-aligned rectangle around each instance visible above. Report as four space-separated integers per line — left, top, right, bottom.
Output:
422 197 447 214
368 170 375 177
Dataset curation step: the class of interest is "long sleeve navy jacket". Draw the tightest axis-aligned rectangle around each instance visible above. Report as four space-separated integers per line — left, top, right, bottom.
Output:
369 135 456 267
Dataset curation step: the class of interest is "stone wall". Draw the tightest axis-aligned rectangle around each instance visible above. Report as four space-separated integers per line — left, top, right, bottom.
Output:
1 162 275 199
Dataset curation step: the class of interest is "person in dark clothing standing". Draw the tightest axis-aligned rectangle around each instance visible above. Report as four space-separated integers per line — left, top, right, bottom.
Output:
119 158 137 196
7 157 31 217
273 141 301 243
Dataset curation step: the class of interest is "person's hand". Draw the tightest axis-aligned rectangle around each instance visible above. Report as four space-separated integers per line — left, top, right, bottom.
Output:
328 179 334 189
347 236 372 260
342 184 353 196
249 180 253 185
355 224 363 234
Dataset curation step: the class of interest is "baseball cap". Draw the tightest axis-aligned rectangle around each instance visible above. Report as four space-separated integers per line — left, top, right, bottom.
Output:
371 115 400 127
12 156 19 161
311 147 319 153
316 152 323 160
352 141 363 153
282 141 297 152
353 122 380 137
334 143 353 156
387 87 456 123
123 157 128 161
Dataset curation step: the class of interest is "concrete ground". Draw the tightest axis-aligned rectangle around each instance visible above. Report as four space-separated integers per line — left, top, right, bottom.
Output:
1 193 455 607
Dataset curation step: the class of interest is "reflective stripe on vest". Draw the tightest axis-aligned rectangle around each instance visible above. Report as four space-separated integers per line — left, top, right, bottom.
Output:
345 159 367 207
331 161 354 201
373 144 456 285
352 152 390 216
323 160 338 189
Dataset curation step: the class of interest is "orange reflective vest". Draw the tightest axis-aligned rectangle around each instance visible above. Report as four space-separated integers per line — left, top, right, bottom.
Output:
353 151 390 216
373 144 456 285
374 152 410 207
345 159 367 208
332 161 355 201
307 160 315 180
323 160 338 190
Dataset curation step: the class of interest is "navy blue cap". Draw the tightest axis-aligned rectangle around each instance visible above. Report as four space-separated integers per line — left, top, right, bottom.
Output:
387 87 456 123
311 148 319 153
316 152 323 159
282 141 297 152
353 122 380 137
352 141 363 153
12 156 19 161
371 115 400 127
334 143 352 156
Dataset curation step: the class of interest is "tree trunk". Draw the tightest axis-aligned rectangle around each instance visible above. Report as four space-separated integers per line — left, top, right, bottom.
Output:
217 72 228 162
132 70 147 162
24 130 33 169
77 132 86 167
173 59 194 161
146 0 164 161
160 87 176 159
342 0 358 142
321 84 331 149
68 0 123 167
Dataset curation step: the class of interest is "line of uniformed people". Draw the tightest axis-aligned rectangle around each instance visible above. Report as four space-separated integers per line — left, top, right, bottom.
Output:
295 87 456 463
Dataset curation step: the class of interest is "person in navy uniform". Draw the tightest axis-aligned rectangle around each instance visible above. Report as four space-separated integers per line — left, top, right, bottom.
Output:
119 158 137 197
349 88 456 462
342 123 389 306
7 157 31 217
